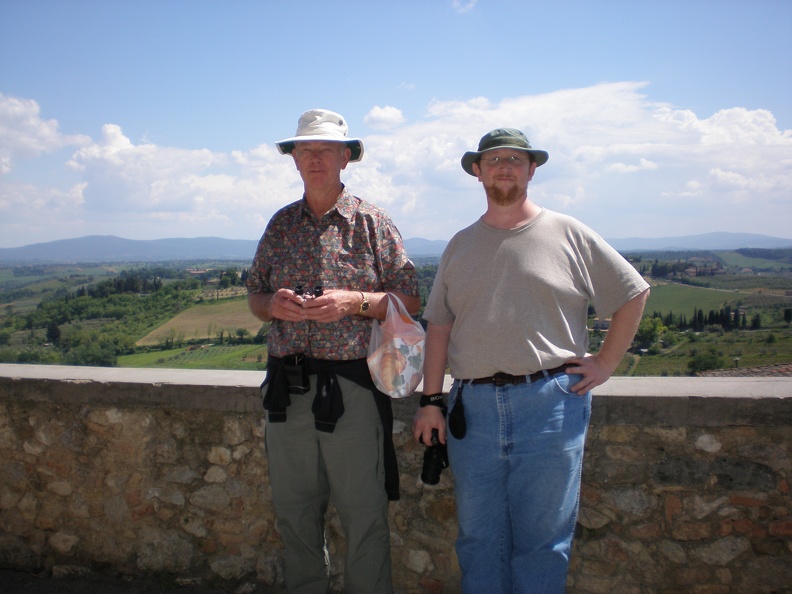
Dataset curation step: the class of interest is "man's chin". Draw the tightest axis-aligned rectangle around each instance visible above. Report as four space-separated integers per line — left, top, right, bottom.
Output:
485 184 522 206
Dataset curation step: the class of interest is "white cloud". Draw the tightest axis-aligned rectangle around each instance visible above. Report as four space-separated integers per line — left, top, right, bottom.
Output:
364 105 406 130
66 124 221 212
0 93 89 174
361 83 792 239
699 108 789 145
0 181 84 214
452 0 477 14
662 179 703 198
1 83 791 247
608 158 659 173
0 181 89 245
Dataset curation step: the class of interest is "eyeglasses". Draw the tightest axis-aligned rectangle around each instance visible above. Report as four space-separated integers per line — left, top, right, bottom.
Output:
481 155 528 167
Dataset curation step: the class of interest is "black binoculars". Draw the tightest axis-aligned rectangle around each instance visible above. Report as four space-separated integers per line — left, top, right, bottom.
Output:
294 285 323 299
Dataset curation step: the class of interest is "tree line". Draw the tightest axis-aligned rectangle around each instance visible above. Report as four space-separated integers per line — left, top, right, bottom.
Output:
2 262 790 369
1 270 202 366
648 306 765 333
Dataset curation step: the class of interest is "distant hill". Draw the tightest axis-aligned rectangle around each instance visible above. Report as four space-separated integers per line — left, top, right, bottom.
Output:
606 232 792 252
0 235 449 263
403 238 448 256
0 232 790 263
0 236 259 263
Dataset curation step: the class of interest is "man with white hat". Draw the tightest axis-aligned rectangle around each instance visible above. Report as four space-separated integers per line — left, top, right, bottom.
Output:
247 109 419 594
413 128 649 593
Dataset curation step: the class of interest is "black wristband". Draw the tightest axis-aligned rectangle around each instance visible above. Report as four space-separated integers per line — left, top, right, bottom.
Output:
420 393 447 410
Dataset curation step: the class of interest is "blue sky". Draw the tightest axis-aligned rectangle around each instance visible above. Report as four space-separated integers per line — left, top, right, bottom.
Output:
1 0 791 248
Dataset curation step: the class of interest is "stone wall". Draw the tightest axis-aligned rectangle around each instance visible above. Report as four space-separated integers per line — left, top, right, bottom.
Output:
0 364 790 594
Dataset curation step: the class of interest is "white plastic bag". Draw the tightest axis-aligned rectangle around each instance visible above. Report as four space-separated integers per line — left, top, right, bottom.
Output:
367 294 425 398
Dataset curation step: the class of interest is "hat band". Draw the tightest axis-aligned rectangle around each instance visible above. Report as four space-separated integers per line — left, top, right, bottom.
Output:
295 122 349 141
479 137 533 152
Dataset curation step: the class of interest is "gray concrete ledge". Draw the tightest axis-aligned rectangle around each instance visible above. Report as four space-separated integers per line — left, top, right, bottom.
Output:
1 364 791 424
0 364 263 412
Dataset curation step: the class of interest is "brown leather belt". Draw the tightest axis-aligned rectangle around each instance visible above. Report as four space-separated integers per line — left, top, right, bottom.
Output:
465 364 574 387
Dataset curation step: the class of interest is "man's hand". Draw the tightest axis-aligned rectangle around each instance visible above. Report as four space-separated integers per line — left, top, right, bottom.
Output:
564 354 616 395
260 288 358 323
413 405 447 446
249 289 306 323
300 289 359 322
267 288 309 322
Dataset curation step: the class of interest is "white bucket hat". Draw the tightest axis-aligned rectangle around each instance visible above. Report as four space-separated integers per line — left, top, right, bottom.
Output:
276 109 364 162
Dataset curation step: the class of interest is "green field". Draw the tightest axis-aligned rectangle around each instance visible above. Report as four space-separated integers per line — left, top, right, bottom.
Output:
137 296 264 346
0 264 121 314
118 343 268 370
625 329 792 376
644 282 737 317
717 251 792 271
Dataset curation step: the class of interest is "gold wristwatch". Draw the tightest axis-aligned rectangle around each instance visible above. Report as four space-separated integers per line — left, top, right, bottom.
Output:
358 292 370 314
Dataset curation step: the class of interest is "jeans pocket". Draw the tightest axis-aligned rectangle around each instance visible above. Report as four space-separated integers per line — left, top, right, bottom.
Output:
552 372 583 396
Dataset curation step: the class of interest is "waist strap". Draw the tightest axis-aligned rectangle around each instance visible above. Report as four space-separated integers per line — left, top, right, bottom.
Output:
465 363 574 386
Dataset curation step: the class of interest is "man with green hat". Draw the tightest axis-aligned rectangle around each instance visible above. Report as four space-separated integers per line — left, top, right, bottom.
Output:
414 127 649 592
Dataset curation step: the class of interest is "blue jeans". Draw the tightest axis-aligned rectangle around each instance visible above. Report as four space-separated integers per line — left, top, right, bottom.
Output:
447 372 591 594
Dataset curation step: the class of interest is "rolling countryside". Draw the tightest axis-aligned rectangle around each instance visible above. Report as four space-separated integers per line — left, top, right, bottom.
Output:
2 245 791 376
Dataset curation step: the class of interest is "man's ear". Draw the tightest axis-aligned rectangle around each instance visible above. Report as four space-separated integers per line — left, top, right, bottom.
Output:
339 147 351 171
471 161 483 181
527 161 537 181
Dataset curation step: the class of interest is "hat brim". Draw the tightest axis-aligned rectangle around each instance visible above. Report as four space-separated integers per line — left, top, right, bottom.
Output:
276 136 364 162
461 147 549 176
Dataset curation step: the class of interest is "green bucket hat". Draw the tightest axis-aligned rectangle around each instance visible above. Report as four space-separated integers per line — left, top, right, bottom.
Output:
461 128 549 176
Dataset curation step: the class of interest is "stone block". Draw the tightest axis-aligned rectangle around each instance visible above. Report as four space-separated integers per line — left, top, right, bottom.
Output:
691 536 751 565
190 485 231 512
0 533 40 572
136 529 194 572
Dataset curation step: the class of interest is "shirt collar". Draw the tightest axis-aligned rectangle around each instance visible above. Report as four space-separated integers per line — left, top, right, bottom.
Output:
299 185 357 222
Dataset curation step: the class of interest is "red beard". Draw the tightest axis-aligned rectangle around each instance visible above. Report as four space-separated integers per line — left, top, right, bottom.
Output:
484 183 524 206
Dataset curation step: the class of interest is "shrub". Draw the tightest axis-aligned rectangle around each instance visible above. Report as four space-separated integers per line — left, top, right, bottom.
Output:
688 352 726 374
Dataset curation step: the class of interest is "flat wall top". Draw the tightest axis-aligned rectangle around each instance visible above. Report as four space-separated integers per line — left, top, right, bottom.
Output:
0 363 263 388
1 364 789 397
0 364 264 413
595 375 792 399
1 364 790 424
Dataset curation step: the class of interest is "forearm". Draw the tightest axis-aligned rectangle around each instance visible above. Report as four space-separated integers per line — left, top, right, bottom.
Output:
566 288 649 395
422 322 452 394
412 321 452 444
597 288 650 372
248 291 275 322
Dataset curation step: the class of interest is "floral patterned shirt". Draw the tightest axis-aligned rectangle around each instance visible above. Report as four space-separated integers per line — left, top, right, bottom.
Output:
246 187 418 360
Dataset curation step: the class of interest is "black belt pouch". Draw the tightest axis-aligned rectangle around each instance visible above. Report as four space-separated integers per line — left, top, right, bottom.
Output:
448 384 467 439
284 354 310 394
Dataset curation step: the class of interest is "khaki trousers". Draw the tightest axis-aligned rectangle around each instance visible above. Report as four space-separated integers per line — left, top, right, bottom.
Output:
265 374 393 594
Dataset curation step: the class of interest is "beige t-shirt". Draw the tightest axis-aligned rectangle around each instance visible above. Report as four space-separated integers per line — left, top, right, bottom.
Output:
423 209 649 379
